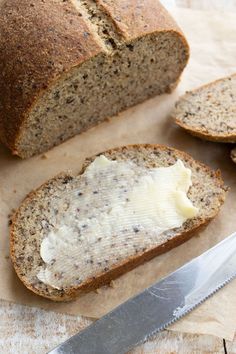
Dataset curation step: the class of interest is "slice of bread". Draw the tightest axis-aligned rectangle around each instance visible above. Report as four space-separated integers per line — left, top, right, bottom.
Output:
172 74 236 142
10 145 226 301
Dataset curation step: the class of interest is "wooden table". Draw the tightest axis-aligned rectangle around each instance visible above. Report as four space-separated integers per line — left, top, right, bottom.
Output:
1 1 236 353
1 298 235 353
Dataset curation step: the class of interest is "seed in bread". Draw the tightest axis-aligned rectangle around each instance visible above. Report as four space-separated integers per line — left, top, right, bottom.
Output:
172 74 236 142
10 145 226 301
231 147 236 164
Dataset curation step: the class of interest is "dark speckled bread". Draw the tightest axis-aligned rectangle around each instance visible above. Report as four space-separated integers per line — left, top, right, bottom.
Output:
173 74 236 142
0 0 189 158
10 145 226 301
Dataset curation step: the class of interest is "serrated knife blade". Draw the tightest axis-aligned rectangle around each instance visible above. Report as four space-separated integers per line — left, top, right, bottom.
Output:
48 232 236 354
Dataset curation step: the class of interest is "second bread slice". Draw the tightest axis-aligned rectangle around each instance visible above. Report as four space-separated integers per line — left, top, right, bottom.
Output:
173 74 236 142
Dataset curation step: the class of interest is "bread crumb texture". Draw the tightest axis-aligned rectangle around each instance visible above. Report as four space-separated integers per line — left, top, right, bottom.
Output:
173 74 236 142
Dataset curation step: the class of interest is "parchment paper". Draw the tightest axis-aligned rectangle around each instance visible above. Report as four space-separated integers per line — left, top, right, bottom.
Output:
0 8 236 341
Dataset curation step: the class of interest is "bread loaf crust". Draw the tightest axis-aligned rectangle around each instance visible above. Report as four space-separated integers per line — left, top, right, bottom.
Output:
96 0 183 40
0 0 189 156
10 144 226 301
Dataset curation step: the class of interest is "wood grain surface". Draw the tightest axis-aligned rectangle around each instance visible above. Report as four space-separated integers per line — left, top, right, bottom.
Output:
1 298 235 354
1 1 236 353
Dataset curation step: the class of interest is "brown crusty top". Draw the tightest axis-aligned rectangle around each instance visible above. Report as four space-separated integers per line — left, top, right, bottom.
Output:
98 0 182 40
0 0 189 154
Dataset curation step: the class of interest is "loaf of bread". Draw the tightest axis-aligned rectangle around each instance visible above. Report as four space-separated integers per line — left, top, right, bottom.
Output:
0 0 189 158
10 144 226 301
172 74 236 142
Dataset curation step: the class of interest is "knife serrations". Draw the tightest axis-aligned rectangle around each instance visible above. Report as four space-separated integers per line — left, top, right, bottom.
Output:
49 232 236 354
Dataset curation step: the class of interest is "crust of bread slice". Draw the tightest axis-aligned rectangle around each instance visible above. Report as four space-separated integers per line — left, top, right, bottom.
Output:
10 144 227 301
173 74 236 143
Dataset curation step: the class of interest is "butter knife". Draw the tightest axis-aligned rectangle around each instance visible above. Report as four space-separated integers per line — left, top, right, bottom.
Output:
48 232 236 354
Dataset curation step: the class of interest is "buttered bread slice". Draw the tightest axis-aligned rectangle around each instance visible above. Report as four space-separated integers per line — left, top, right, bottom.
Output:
10 145 226 301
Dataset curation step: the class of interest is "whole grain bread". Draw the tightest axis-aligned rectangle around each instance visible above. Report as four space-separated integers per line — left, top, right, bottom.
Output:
10 144 226 301
0 0 189 158
172 74 236 142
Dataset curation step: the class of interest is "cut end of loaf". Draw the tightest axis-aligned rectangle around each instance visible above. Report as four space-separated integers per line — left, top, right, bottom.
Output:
173 74 236 143
15 31 189 158
10 144 227 301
